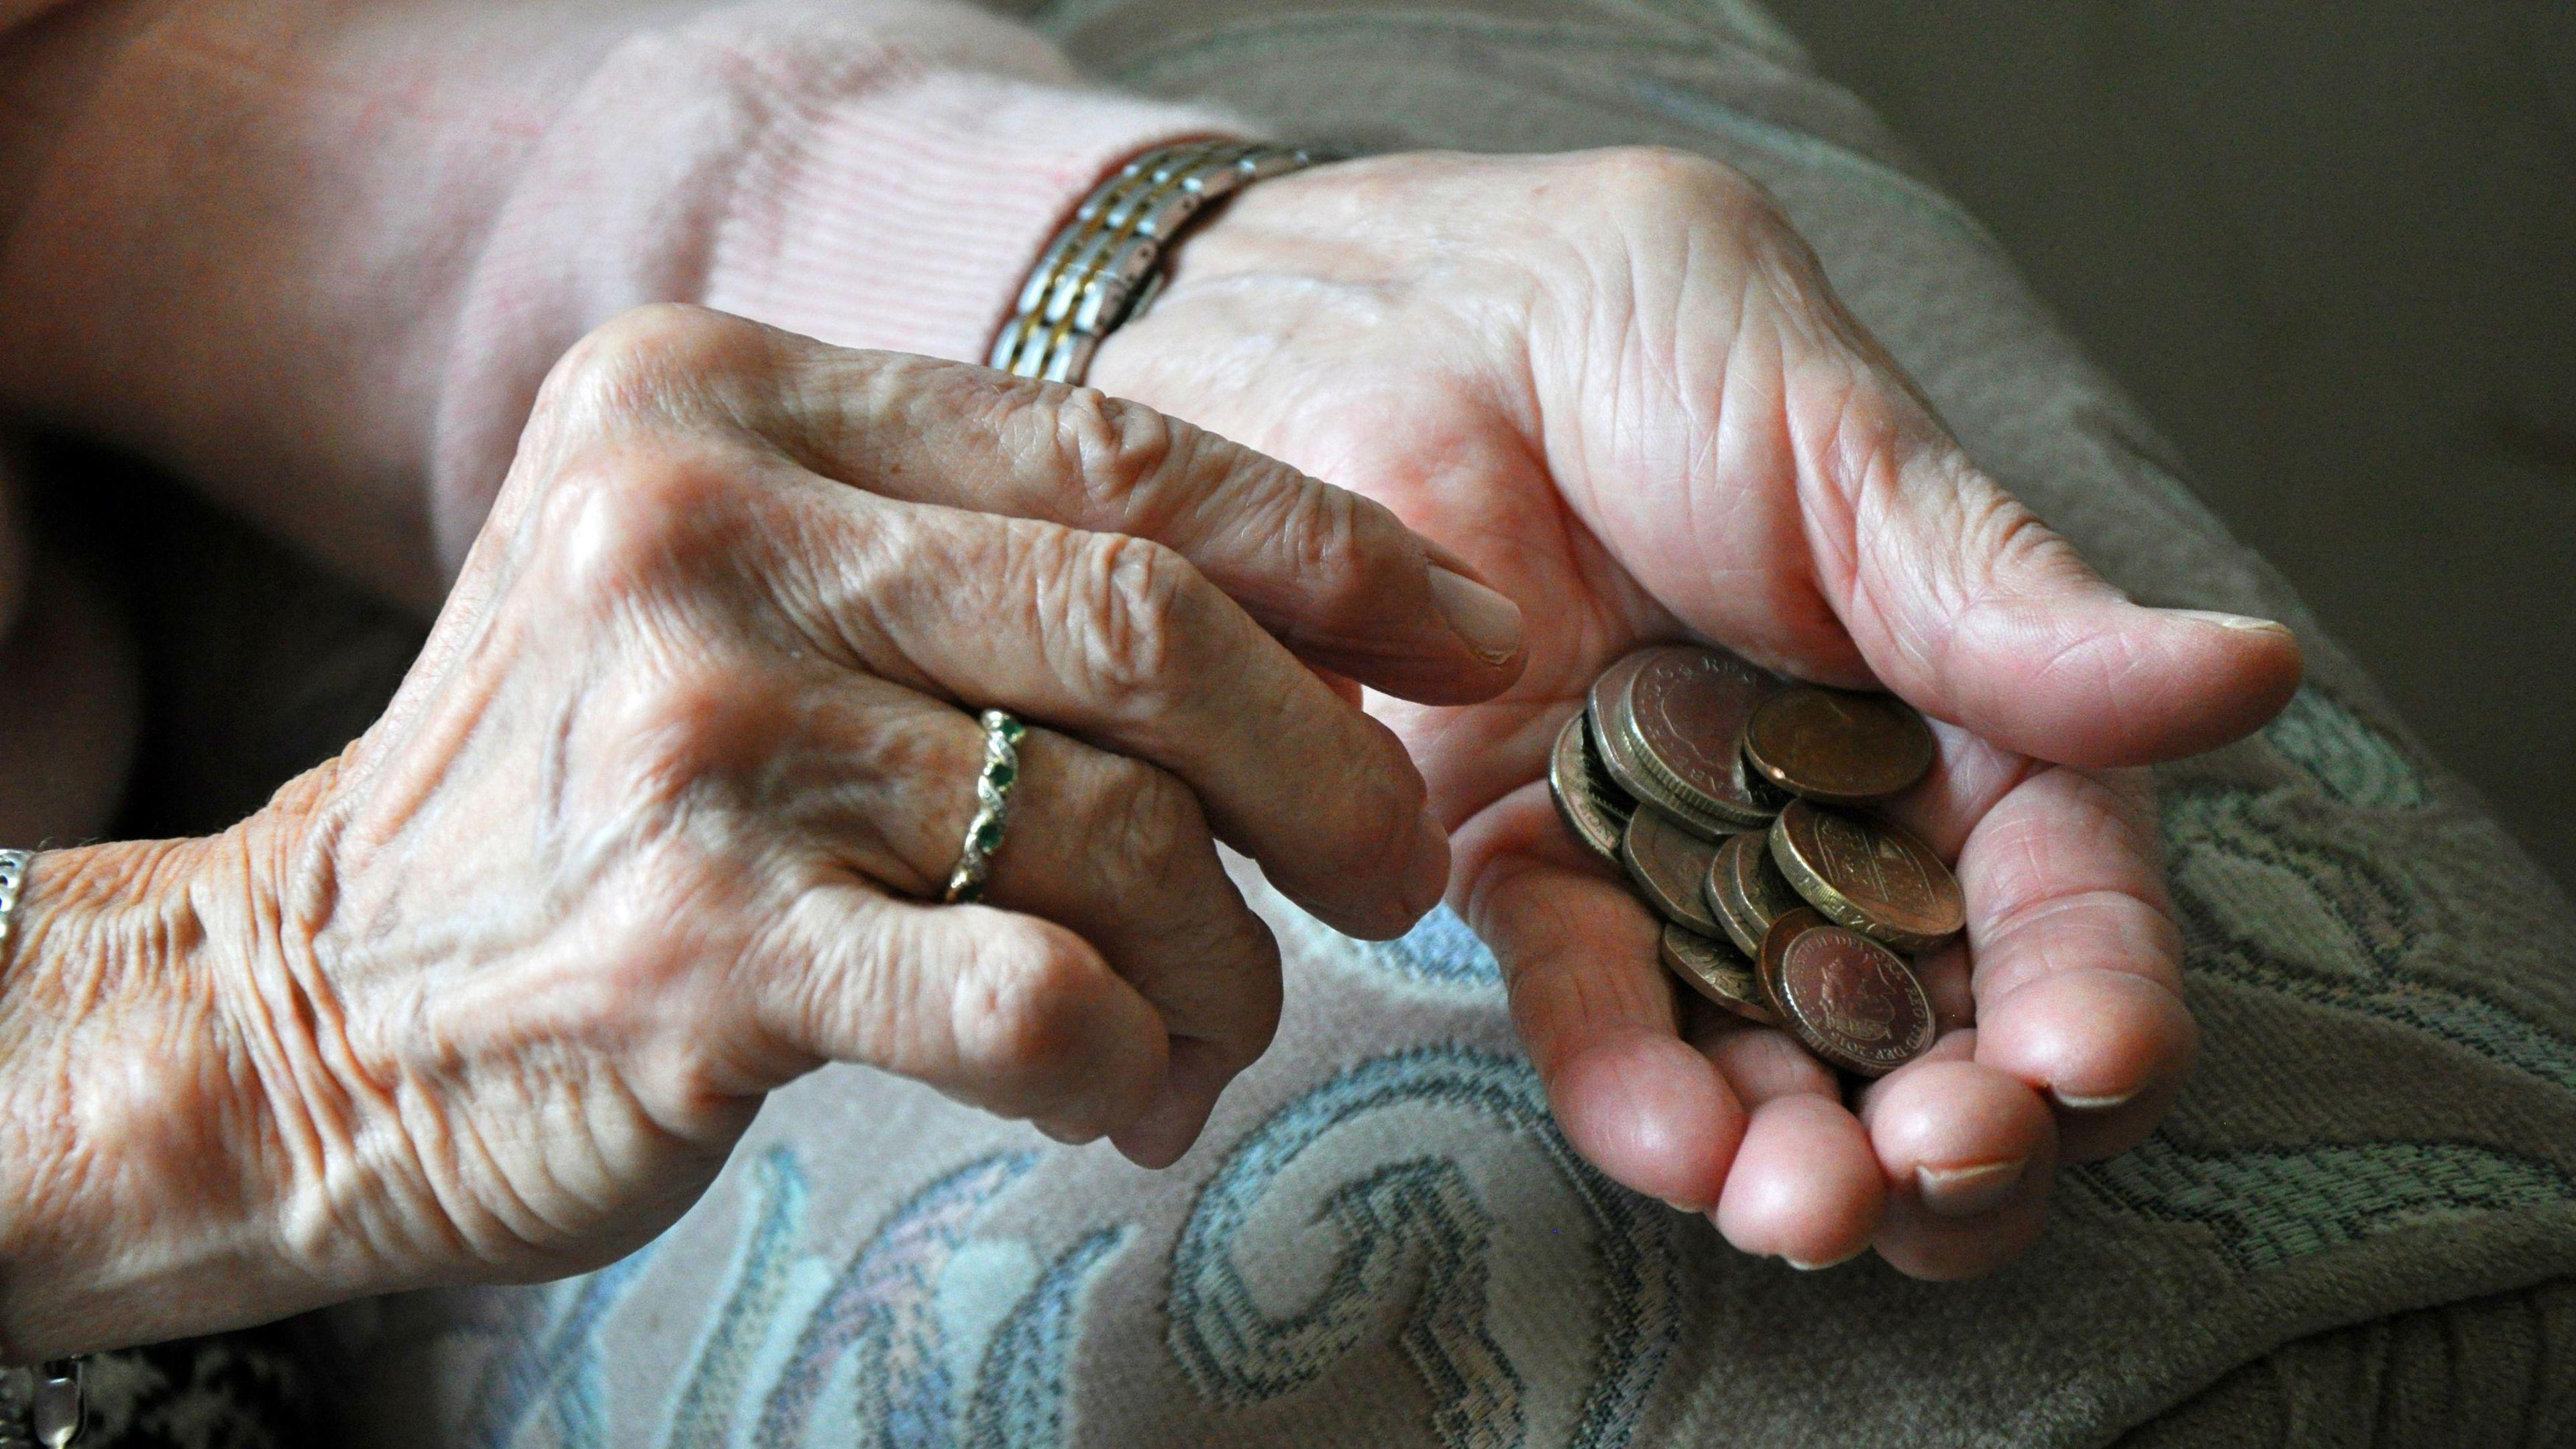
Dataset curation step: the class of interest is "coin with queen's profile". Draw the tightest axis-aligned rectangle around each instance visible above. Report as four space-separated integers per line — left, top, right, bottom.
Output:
1758 908 1935 1077
1621 644 1783 828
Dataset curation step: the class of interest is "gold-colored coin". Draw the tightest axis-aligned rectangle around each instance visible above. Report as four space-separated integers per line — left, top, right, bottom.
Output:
1617 645 1781 828
1741 684 1937 805
1703 829 1806 959
1767 800 1964 954
1660 922 1778 1025
1620 806 1727 937
1587 650 1743 841
1758 907 1935 1078
1548 710 1633 865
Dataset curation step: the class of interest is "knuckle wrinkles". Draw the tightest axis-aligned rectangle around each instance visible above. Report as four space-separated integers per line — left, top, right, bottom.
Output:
1044 386 1181 517
1960 484 2090 594
1048 531 1199 702
1268 480 1385 639
1090 763 1206 888
955 930 1095 1098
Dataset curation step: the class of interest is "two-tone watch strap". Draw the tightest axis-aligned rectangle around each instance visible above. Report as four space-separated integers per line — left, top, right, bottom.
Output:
989 140 1326 384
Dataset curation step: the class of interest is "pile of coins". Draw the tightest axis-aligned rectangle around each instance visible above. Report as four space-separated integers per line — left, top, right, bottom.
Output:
1549 645 1964 1078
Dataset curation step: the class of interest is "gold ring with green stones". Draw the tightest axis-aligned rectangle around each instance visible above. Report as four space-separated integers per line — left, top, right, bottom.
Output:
942 710 1027 904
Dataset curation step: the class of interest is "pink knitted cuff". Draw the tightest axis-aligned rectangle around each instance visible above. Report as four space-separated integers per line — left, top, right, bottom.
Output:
704 66 1254 365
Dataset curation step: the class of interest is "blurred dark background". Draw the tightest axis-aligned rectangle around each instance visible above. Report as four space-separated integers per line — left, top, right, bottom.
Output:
1764 1 2576 890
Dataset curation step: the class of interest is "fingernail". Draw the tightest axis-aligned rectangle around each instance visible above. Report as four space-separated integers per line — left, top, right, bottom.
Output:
1427 565 1524 665
1915 1159 2025 1218
2171 608 2293 637
1660 1197 1707 1214
1032 1119 1095 1146
1783 1245 1867 1271
2053 1085 2141 1112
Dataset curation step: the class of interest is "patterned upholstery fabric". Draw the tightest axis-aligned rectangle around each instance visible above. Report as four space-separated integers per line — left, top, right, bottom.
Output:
116 1 2564 1444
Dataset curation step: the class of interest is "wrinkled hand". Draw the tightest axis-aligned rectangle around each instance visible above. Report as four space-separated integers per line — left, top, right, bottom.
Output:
2 306 1523 1350
1091 149 2302 1277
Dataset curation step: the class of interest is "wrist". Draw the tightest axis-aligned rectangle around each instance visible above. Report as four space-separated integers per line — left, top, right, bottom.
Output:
0 788 336 1356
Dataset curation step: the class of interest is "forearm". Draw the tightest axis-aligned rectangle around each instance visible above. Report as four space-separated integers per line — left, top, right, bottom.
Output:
0 0 1242 610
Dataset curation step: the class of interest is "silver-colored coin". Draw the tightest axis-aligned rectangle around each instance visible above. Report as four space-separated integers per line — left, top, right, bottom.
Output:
1589 651 1741 841
1548 710 1633 865
1660 922 1778 1024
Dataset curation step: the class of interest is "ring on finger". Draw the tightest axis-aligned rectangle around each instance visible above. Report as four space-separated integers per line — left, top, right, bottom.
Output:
943 709 1028 904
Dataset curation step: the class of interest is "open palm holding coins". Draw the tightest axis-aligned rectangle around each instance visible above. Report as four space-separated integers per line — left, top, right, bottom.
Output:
1550 644 1964 1079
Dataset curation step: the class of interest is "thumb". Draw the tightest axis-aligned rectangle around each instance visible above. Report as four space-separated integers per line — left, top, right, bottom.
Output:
1788 355 2303 768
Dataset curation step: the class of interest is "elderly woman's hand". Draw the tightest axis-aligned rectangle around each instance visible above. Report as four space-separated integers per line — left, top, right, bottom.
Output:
0 305 1523 1354
1089 148 2305 1279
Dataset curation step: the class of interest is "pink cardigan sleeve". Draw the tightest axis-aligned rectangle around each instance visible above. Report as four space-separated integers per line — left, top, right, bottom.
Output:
0 0 1252 603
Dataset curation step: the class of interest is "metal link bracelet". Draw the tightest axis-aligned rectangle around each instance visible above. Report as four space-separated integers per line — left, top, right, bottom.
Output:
0 853 83 1449
988 140 1328 385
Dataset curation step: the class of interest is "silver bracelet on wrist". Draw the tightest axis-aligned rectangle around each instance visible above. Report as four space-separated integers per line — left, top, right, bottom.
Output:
0 852 87 1449
988 139 1330 385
